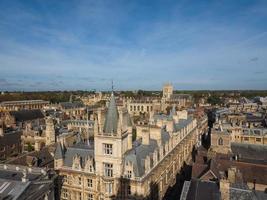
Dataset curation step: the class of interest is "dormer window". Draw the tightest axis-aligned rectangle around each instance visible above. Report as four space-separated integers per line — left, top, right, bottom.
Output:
89 165 93 172
127 170 132 178
218 137 223 146
103 144 113 155
74 163 80 169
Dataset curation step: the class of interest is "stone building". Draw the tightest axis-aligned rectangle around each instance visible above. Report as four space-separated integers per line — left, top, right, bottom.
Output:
210 121 267 154
59 102 86 120
21 116 56 152
127 84 192 117
0 100 49 111
127 99 161 116
0 125 22 160
0 163 57 200
65 119 94 139
54 93 205 200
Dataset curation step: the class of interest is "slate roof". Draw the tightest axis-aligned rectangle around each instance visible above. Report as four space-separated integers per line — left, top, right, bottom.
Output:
174 117 193 132
0 130 22 146
63 143 94 168
0 169 55 200
103 93 118 134
154 114 172 121
231 143 267 164
9 109 44 122
8 146 55 168
124 139 158 177
54 142 64 160
124 130 170 177
229 183 257 200
60 101 84 109
207 156 267 186
183 179 220 200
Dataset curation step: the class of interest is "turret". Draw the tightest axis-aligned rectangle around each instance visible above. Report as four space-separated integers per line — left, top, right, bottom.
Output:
54 142 64 169
45 117 55 145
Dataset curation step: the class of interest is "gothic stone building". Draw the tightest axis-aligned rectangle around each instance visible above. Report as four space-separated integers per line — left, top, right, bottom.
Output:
54 93 202 200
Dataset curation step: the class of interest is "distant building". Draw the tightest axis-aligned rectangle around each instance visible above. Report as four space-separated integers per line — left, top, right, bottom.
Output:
0 100 49 111
0 127 22 160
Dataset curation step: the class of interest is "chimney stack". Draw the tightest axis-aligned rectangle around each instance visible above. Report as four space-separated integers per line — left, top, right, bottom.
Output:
0 120 4 136
142 130 150 145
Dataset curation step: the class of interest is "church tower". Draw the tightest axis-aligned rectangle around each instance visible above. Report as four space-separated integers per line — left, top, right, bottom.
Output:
45 117 55 145
162 83 173 100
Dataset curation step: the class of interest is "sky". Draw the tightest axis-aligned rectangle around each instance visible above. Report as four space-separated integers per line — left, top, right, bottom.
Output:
0 0 267 91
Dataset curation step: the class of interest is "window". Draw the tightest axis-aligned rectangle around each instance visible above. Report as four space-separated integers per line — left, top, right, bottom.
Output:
127 170 132 178
88 193 93 200
218 137 223 145
87 179 93 188
89 165 93 172
256 138 261 142
78 177 82 185
104 163 113 177
0 147 5 152
103 144 113 155
62 189 68 199
127 185 131 196
244 137 249 141
62 175 67 183
105 183 113 194
76 192 82 200
130 106 132 111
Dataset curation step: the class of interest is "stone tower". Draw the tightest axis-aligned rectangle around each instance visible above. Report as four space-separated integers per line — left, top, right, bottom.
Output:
163 83 173 100
45 117 55 145
94 92 133 197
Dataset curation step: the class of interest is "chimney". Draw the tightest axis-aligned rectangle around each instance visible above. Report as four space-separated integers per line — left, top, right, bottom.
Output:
142 130 150 145
128 132 132 150
253 179 256 190
220 179 230 200
0 120 4 136
228 167 237 183
21 170 28 183
0 127 3 136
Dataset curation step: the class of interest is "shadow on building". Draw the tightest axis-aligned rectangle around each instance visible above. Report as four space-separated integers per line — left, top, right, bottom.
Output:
163 162 192 200
111 177 160 200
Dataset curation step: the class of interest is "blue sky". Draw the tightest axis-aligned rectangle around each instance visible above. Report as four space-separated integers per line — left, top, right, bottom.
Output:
0 0 267 91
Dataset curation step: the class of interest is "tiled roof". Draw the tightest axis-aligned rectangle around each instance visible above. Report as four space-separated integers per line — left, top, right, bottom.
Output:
9 109 44 122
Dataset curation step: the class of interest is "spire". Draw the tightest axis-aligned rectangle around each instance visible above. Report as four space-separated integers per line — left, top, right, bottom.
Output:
170 105 176 117
103 93 118 134
69 94 73 102
111 79 114 93
54 142 64 160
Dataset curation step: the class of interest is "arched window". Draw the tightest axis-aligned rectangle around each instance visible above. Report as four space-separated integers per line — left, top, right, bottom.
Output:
218 137 223 146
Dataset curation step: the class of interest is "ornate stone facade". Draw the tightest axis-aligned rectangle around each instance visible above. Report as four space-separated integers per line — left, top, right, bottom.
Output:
54 93 204 200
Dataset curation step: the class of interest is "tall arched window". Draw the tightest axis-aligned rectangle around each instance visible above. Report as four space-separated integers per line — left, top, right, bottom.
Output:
218 137 223 146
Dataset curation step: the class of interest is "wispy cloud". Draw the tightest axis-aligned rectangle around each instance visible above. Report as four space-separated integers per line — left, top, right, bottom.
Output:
0 0 267 90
